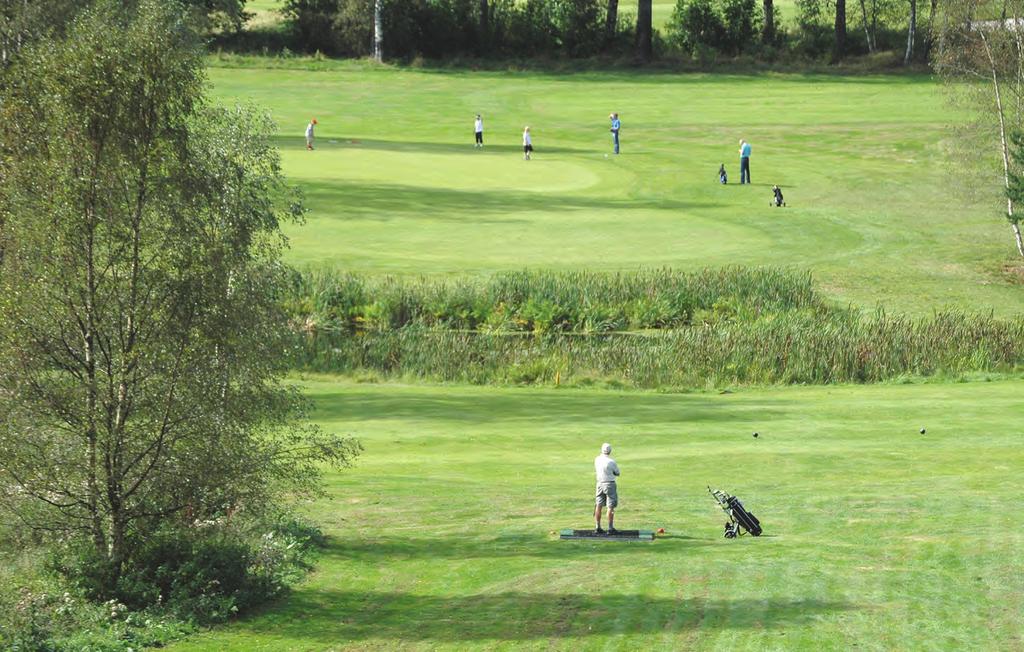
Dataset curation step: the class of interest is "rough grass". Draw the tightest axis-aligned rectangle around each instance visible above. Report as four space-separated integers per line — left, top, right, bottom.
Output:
167 376 1024 651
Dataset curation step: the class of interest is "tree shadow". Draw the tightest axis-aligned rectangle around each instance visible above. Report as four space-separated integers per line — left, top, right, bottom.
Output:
307 387 787 427
403 64 937 85
246 589 854 642
272 135 594 156
317 531 715 563
298 180 720 222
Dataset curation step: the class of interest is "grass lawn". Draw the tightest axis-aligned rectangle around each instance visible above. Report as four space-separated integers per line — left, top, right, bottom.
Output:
168 376 1023 650
208 63 1024 315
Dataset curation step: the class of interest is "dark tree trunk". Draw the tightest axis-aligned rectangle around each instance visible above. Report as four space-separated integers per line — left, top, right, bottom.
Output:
923 0 937 58
636 0 652 61
834 0 847 60
605 0 619 44
904 0 916 64
763 0 775 43
479 0 489 54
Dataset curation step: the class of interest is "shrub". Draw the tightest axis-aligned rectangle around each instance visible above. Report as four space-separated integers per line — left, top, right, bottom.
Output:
670 0 726 54
51 516 325 626
720 0 761 53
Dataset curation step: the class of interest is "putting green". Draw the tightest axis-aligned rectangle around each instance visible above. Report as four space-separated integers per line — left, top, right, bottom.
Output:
209 64 1023 314
168 375 1024 651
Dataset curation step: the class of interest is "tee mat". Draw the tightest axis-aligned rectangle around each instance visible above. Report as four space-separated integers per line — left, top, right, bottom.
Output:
560 529 654 541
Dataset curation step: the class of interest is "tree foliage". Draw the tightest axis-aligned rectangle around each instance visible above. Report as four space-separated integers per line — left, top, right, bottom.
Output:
0 0 359 591
934 0 1024 256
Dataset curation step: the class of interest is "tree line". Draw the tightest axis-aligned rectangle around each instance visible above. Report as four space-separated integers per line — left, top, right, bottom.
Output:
279 0 936 62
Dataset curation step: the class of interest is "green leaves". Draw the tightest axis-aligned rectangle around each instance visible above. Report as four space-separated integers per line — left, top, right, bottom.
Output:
0 0 357 591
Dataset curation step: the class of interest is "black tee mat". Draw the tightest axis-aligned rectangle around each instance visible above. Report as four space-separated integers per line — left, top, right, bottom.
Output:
559 529 654 541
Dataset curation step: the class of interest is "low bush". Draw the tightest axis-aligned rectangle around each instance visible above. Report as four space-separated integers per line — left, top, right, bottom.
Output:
0 515 324 650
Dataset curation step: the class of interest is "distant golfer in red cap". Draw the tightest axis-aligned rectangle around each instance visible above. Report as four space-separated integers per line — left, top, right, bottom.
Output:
594 443 620 534
305 118 317 150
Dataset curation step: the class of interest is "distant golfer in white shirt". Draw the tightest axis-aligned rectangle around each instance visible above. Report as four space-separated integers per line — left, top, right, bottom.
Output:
594 443 620 534
305 118 317 151
523 126 532 160
474 114 484 147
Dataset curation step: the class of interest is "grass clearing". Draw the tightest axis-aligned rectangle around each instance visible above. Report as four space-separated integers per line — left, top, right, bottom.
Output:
208 64 1023 315
168 376 1024 650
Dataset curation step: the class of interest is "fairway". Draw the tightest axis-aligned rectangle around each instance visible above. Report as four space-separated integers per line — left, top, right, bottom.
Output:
169 377 1024 651
209 64 1024 315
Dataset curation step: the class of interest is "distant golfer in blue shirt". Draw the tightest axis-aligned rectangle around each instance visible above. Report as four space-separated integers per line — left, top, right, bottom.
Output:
610 113 621 154
739 139 752 184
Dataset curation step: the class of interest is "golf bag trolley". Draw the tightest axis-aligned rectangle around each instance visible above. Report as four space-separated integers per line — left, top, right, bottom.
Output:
708 487 762 538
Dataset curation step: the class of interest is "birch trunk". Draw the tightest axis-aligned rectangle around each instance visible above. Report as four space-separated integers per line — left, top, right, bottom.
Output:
905 0 916 64
373 0 383 62
859 0 876 52
980 30 1024 257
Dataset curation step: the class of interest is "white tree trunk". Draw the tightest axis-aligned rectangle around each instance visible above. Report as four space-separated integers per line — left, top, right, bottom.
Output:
980 30 1024 257
373 0 383 62
859 0 876 52
904 0 916 64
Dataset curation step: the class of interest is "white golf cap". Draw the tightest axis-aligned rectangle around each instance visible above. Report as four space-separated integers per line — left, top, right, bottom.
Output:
601 443 612 454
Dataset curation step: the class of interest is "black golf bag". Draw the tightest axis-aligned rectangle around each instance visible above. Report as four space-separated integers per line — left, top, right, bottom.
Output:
771 185 785 207
708 487 762 537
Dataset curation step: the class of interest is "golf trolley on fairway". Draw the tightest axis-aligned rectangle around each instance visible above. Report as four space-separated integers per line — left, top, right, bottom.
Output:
709 487 762 538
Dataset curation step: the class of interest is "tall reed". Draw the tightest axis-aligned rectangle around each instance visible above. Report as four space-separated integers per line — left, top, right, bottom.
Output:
283 267 822 334
292 310 1024 389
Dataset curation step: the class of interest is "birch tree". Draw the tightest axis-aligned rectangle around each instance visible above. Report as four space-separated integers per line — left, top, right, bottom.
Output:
373 0 383 61
0 0 359 590
858 0 878 53
935 0 1024 256
905 0 917 63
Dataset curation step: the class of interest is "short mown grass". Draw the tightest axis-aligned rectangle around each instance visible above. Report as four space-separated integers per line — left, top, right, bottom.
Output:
168 376 1024 650
208 63 1023 315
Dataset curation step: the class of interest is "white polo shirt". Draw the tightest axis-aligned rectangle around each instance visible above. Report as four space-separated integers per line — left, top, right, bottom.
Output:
594 454 620 483
475 118 483 133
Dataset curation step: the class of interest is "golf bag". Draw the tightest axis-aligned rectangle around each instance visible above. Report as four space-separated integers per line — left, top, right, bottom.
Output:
708 487 762 537
771 185 786 207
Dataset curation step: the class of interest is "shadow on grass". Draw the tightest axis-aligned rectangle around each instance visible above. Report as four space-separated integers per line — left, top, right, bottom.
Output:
248 589 853 641
318 532 715 563
272 135 594 156
308 388 787 427
297 180 720 222
346 137 591 156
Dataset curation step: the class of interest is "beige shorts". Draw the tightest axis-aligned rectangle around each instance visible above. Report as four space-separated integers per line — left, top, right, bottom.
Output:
595 482 618 508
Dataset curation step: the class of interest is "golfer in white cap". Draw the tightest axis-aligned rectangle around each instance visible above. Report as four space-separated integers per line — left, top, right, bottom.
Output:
594 443 620 534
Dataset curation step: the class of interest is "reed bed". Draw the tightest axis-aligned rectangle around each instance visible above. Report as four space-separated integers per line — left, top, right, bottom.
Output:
284 267 822 334
291 310 1024 389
